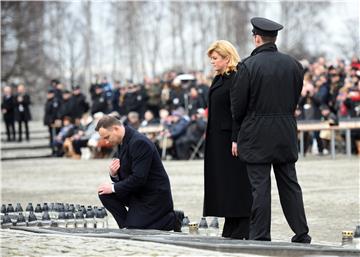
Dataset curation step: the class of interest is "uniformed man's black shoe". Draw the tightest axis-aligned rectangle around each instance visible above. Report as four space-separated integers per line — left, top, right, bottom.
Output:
292 233 311 244
173 210 184 232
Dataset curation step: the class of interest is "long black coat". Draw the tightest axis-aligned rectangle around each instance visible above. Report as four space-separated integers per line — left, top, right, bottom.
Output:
14 94 31 121
203 71 252 218
1 95 15 122
91 93 108 115
71 93 89 119
111 125 175 229
43 96 61 126
58 98 74 120
230 43 303 163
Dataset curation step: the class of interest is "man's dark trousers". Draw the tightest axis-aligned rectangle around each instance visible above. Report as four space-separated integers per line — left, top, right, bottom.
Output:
99 190 175 230
246 163 310 242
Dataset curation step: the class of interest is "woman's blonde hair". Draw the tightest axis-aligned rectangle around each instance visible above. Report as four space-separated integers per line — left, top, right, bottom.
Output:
207 40 240 75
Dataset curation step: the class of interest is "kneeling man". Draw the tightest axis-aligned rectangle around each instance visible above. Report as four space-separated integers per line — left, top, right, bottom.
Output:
96 115 182 231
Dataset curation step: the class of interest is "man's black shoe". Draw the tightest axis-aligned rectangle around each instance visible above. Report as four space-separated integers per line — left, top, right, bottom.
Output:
173 210 184 232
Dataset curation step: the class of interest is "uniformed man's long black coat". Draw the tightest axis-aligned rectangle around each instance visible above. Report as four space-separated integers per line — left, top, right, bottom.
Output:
111 125 175 229
203 71 252 218
230 43 303 163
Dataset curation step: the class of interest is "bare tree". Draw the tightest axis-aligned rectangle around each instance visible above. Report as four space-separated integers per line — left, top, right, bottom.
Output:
337 16 359 57
279 1 330 59
1 1 47 102
82 0 93 87
64 13 83 88
169 2 187 69
110 2 122 80
143 2 164 77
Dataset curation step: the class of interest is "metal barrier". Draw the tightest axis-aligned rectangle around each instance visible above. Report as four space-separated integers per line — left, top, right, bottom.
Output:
297 119 360 158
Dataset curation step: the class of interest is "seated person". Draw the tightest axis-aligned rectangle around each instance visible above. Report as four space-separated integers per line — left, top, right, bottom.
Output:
175 109 207 160
96 115 183 231
125 111 141 130
319 104 339 153
70 112 104 159
140 110 160 143
160 110 189 159
140 110 160 127
53 116 76 156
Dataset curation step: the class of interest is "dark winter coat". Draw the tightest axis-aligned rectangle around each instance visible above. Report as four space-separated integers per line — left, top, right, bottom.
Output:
203 71 252 217
124 91 147 117
111 125 174 228
91 92 108 115
14 93 31 122
169 88 186 111
230 43 303 163
188 95 206 116
58 98 75 120
71 93 89 119
44 96 61 126
1 95 15 122
168 117 189 140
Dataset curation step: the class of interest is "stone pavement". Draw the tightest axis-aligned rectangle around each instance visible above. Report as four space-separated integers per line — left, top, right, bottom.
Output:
1 154 359 255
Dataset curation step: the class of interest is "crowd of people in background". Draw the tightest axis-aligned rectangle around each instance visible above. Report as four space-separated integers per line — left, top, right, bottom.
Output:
1 84 32 142
2 55 360 158
296 56 360 155
42 71 209 159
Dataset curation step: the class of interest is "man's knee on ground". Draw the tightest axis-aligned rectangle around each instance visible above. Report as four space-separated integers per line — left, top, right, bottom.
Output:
98 193 111 204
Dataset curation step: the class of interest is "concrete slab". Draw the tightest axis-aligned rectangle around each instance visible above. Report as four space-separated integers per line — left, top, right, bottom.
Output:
7 226 360 256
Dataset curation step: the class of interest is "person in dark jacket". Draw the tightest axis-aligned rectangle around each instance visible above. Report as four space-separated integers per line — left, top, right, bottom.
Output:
91 85 108 115
204 40 252 239
124 84 147 118
14 84 31 141
58 90 75 122
169 81 186 112
230 17 311 243
44 89 62 150
96 115 183 231
175 110 206 160
71 85 89 125
187 87 206 116
1 85 16 141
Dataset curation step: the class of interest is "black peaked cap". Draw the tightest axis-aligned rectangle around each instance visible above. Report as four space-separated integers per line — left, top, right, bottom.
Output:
251 17 283 37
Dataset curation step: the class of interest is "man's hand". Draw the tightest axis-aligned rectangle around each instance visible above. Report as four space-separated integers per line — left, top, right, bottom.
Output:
98 182 113 195
231 142 238 157
109 158 120 177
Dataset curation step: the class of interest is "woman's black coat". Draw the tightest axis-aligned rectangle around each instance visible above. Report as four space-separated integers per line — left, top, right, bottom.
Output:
203 71 252 217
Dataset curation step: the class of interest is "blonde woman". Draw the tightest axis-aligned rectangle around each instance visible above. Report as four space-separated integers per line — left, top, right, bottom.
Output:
203 40 252 239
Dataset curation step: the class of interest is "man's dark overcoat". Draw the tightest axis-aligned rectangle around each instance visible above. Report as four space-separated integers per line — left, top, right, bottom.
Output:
110 125 175 229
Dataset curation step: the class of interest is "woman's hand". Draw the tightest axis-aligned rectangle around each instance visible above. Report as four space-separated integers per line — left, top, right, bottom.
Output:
231 142 238 157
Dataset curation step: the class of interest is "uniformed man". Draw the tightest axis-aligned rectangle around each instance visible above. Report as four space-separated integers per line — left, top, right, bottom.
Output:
91 84 108 115
230 17 311 243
